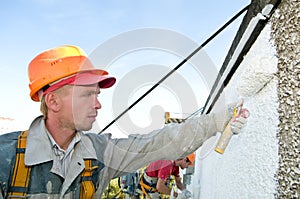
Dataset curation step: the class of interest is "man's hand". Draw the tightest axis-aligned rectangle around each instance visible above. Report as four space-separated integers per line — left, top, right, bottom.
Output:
176 189 192 198
229 112 249 134
181 189 192 198
214 99 250 133
229 101 250 134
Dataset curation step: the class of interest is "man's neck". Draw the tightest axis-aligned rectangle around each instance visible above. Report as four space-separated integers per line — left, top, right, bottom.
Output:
45 118 76 150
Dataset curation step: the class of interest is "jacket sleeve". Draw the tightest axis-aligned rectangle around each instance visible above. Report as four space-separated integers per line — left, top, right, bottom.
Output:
96 113 219 175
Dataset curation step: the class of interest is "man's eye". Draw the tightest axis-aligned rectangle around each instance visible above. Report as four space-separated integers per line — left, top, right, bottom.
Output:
82 93 93 97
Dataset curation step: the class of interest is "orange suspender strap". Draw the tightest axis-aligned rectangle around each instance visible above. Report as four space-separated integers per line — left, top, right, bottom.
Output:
80 159 98 199
8 130 31 199
139 176 157 199
140 180 151 199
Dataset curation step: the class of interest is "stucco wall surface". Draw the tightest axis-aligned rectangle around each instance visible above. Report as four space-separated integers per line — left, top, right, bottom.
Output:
190 23 279 199
271 0 300 197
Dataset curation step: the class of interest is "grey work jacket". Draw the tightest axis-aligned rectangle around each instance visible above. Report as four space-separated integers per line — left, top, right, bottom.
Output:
0 114 218 199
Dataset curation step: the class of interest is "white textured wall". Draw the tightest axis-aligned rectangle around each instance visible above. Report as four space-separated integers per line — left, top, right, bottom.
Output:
190 24 279 199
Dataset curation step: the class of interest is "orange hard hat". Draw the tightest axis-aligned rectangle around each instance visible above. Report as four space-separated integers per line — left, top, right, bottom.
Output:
187 153 195 166
28 45 116 101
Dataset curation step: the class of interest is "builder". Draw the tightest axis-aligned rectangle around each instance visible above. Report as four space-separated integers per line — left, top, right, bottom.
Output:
140 153 195 199
0 45 249 198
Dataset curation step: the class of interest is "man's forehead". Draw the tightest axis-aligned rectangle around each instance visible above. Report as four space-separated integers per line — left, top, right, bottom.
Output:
71 83 101 92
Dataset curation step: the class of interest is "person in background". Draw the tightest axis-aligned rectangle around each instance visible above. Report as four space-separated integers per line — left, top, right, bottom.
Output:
0 45 249 199
139 154 195 199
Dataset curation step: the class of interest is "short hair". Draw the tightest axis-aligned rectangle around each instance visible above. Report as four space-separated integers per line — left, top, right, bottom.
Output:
40 96 48 119
39 85 71 119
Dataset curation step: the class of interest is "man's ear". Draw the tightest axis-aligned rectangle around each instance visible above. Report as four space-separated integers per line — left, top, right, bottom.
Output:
45 92 61 112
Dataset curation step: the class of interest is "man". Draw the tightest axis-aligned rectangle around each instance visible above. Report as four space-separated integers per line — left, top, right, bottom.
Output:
140 153 195 199
0 45 248 199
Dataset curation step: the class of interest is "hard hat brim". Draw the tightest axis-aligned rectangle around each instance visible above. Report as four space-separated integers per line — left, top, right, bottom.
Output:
40 71 116 98
71 72 116 88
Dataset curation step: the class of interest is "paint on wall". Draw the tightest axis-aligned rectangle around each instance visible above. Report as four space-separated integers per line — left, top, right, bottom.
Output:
190 23 279 199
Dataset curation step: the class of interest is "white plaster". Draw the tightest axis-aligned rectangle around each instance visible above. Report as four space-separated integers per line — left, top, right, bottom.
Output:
202 6 274 114
190 23 279 198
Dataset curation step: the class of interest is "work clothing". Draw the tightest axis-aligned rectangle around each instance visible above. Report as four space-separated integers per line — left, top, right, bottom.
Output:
147 192 160 199
0 112 219 199
139 172 159 199
140 160 179 198
146 160 179 180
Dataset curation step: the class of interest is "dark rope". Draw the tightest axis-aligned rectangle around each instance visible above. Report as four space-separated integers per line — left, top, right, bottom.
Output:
99 4 249 134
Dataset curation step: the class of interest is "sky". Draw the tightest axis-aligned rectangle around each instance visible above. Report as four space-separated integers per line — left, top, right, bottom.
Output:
0 0 250 137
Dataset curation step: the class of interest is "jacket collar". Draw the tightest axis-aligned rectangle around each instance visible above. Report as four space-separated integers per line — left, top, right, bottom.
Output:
25 116 97 166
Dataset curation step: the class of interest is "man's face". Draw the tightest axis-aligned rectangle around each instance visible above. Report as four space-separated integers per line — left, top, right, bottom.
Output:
179 158 190 169
60 83 101 131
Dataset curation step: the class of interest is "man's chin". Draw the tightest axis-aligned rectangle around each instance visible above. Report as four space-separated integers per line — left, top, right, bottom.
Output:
75 124 93 132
